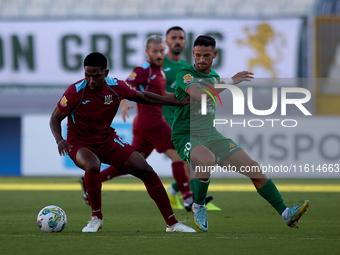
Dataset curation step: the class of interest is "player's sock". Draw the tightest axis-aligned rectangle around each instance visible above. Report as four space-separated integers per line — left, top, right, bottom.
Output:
194 178 210 205
257 179 287 215
84 171 103 220
172 161 192 200
100 166 128 182
170 178 195 194
142 172 178 226
168 184 178 196
171 182 180 194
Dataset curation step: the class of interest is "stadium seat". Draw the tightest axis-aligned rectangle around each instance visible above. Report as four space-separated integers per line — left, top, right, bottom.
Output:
0 0 318 19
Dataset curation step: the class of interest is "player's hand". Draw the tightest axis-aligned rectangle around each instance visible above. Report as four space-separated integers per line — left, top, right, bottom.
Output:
121 103 134 122
232 71 254 85
57 139 72 156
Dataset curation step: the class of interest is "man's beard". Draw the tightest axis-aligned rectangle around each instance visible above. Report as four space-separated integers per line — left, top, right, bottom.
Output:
171 48 182 56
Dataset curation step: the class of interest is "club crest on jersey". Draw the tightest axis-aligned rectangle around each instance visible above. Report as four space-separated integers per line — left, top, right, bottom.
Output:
60 96 67 107
127 72 137 81
104 95 113 105
183 74 194 84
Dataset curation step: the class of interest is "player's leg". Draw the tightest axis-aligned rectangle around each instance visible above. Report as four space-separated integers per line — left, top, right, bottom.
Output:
167 161 191 210
80 165 127 206
100 166 128 182
101 133 194 232
97 133 152 183
164 149 193 210
74 147 104 232
189 144 216 231
222 149 309 228
118 151 195 232
168 162 217 210
145 122 193 209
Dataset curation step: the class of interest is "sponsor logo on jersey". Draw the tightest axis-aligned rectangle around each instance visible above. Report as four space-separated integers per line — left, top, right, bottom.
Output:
104 95 113 105
183 74 194 84
60 96 67 107
150 74 157 79
127 72 137 81
164 67 171 72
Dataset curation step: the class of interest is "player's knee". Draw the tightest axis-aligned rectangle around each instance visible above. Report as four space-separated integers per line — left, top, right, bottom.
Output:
144 164 155 176
83 163 100 173
138 164 155 179
199 157 216 168
192 153 215 167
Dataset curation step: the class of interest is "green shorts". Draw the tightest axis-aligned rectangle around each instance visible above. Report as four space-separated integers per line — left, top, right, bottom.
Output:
172 130 243 167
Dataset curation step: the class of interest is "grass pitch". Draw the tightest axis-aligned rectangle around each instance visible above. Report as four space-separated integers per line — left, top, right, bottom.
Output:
0 177 339 255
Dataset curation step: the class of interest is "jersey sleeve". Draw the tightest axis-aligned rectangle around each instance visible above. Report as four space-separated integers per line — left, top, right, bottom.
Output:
57 84 78 115
176 69 197 94
125 67 147 89
117 80 137 99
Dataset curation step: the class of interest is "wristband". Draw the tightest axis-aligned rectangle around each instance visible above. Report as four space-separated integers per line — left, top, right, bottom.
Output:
223 78 234 85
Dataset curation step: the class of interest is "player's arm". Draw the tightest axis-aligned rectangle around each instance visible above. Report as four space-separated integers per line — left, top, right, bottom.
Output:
163 91 176 99
187 71 254 101
127 91 189 106
50 106 72 156
216 71 254 93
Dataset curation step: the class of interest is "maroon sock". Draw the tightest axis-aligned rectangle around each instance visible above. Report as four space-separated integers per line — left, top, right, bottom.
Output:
172 161 192 200
100 166 128 182
142 172 178 226
84 171 103 220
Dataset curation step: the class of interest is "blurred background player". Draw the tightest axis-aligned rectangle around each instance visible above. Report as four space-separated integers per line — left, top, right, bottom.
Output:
171 35 309 231
88 35 195 210
51 52 195 233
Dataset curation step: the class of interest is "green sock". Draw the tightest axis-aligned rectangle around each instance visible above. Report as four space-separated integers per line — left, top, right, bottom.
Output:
194 178 210 205
190 179 195 193
171 182 180 193
257 179 287 215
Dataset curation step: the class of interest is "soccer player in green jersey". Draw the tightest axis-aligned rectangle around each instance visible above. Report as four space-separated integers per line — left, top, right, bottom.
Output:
171 35 309 232
162 27 191 126
162 27 220 211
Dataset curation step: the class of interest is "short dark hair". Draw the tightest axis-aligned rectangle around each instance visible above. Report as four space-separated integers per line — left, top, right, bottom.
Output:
84 52 107 69
194 35 216 48
166 26 185 36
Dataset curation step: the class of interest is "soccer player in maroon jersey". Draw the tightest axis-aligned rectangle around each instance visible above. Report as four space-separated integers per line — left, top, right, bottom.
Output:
50 52 195 233
95 35 194 210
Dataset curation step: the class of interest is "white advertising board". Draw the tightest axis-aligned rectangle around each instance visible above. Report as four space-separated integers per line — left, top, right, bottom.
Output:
0 18 301 86
21 114 172 177
22 114 340 178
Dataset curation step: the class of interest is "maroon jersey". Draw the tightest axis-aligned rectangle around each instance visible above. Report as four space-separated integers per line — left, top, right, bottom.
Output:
57 77 137 145
126 61 166 129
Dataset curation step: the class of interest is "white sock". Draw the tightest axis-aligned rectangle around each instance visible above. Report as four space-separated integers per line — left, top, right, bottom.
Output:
281 207 289 221
183 196 193 207
168 185 178 196
193 202 205 208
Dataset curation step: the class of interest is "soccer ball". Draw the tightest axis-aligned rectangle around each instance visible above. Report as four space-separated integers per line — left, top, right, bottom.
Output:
37 205 67 232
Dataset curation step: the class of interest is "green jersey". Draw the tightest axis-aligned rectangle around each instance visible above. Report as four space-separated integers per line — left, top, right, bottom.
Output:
162 55 191 126
171 65 220 138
